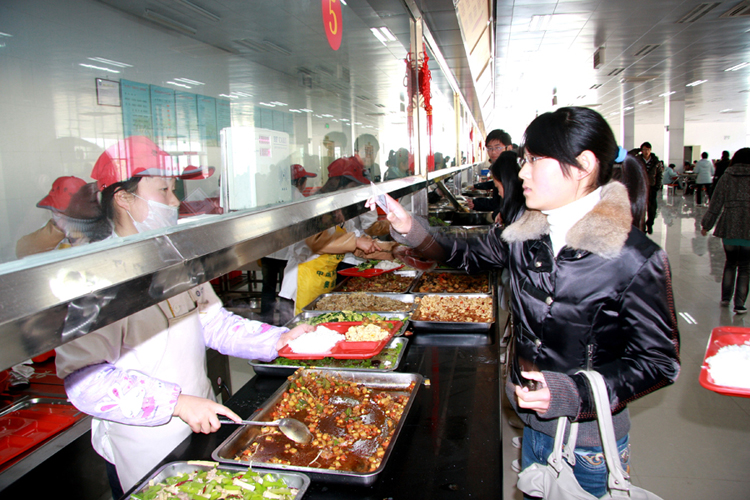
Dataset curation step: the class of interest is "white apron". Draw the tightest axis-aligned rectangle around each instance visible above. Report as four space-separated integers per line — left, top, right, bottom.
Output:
91 295 214 491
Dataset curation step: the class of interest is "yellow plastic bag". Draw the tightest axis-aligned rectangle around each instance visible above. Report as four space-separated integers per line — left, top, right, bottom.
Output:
295 252 344 314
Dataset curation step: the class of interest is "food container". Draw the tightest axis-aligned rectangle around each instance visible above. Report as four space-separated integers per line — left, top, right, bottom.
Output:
249 337 410 376
333 270 419 293
303 293 416 313
285 310 410 335
127 461 310 500
0 397 82 466
277 321 404 360
699 326 750 397
410 293 495 332
212 369 423 485
411 269 492 294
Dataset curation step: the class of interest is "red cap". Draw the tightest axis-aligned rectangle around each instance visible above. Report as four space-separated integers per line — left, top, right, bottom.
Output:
327 157 370 185
292 164 317 180
91 136 214 190
37 176 88 211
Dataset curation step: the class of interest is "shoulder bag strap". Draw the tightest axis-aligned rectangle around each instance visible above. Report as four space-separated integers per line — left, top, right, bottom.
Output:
576 370 631 496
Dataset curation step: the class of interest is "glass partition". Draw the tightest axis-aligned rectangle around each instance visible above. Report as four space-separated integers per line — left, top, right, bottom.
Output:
0 0 415 265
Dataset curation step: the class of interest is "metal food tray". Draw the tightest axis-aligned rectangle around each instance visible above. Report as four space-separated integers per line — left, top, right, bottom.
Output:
410 293 496 332
410 269 493 295
284 310 411 336
127 461 310 500
0 397 77 418
212 369 423 486
303 292 416 313
332 270 420 294
250 337 409 376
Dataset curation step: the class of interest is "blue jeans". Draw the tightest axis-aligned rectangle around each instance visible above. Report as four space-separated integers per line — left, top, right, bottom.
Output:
521 426 630 498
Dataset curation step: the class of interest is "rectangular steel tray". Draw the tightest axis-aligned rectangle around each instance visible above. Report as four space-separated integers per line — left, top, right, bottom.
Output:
410 293 495 332
332 270 420 293
284 310 411 336
212 369 423 486
303 292 416 313
250 337 409 376
127 461 310 500
410 269 493 294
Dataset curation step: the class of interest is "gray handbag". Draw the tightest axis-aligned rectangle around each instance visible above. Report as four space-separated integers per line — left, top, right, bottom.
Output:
516 370 664 500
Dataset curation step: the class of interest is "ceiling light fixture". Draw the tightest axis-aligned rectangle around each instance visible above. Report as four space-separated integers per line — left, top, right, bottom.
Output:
170 0 221 22
262 39 292 56
380 27 397 41
258 102 276 107
289 109 302 113
659 91 677 97
370 27 387 45
231 92 253 97
166 81 191 88
720 108 733 113
609 112 620 116
174 77 204 85
79 63 120 73
218 94 238 99
686 79 707 87
144 9 197 35
300 108 313 113
0 32 13 37
321 114 333 118
270 101 287 106
340 0 347 5
88 57 132 68
528 15 552 32
725 62 750 72
638 100 653 105
623 106 634 111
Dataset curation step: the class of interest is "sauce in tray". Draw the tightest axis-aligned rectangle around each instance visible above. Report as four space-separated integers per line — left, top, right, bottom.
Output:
237 370 414 472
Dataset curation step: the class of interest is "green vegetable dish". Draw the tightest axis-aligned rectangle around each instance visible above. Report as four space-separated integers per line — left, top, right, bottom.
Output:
130 465 298 500
355 259 379 271
289 311 392 326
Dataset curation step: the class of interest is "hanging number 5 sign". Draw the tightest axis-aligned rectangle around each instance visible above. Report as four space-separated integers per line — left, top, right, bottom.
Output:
322 0 342 50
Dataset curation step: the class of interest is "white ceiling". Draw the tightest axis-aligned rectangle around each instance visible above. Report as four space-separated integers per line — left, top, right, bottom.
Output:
490 0 750 134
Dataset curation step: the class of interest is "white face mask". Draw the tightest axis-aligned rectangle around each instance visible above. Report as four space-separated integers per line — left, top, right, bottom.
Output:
128 196 179 233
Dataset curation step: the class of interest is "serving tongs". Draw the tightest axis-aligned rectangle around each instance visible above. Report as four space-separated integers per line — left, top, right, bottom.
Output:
435 180 470 213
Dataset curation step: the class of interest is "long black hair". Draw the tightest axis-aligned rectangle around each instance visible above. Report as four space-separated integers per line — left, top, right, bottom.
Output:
613 153 648 231
490 150 525 224
100 177 142 225
523 106 617 188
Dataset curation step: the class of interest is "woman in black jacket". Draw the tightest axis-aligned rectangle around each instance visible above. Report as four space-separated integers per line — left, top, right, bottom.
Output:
369 107 680 497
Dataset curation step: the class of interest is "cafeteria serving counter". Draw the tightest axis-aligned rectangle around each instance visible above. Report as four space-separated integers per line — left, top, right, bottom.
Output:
124 327 503 499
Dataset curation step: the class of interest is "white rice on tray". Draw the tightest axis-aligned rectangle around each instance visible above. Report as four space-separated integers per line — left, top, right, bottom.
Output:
287 326 345 354
374 260 401 270
706 342 750 389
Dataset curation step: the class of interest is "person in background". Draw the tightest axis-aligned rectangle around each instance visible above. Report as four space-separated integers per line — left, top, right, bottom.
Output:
710 150 731 198
701 148 750 314
16 176 112 258
354 134 381 182
662 162 685 191
280 156 390 314
694 151 714 206
260 164 317 322
54 136 312 497
466 151 524 223
383 148 411 180
637 141 663 234
467 130 513 212
371 107 679 498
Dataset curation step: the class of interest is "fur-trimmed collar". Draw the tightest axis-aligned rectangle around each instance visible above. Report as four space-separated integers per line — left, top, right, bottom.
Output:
501 181 633 259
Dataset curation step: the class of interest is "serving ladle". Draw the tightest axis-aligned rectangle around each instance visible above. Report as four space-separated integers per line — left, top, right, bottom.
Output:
218 417 313 444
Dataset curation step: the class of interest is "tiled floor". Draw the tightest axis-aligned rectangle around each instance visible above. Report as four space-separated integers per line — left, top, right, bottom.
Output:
500 189 750 499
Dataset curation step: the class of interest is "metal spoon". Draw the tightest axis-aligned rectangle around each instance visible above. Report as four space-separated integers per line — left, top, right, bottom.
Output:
219 417 312 444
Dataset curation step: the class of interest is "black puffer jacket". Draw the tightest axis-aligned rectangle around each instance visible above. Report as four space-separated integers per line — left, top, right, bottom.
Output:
395 182 680 444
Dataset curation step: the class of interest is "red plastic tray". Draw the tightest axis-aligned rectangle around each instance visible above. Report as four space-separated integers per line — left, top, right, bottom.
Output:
0 403 79 465
338 265 404 277
278 321 403 360
699 326 750 397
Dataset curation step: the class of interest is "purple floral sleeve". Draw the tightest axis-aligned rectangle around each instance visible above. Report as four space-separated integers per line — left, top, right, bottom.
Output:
64 362 181 426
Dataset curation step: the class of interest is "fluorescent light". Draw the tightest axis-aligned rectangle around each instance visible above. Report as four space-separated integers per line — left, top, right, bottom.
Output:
218 94 238 99
321 114 333 118
170 0 221 22
340 118 350 122
528 15 552 32
638 100 653 105
354 122 362 125
725 62 750 72
258 102 276 107
380 27 397 41
609 112 620 116
88 57 132 68
144 9 197 36
659 91 676 97
720 108 733 113
174 77 204 85
299 108 313 113
0 32 13 37
340 0 347 5
686 79 707 87
270 101 287 106
262 39 292 56
370 27 387 45
623 106 634 111
231 92 253 97
167 81 191 88
289 109 302 113
79 64 120 74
